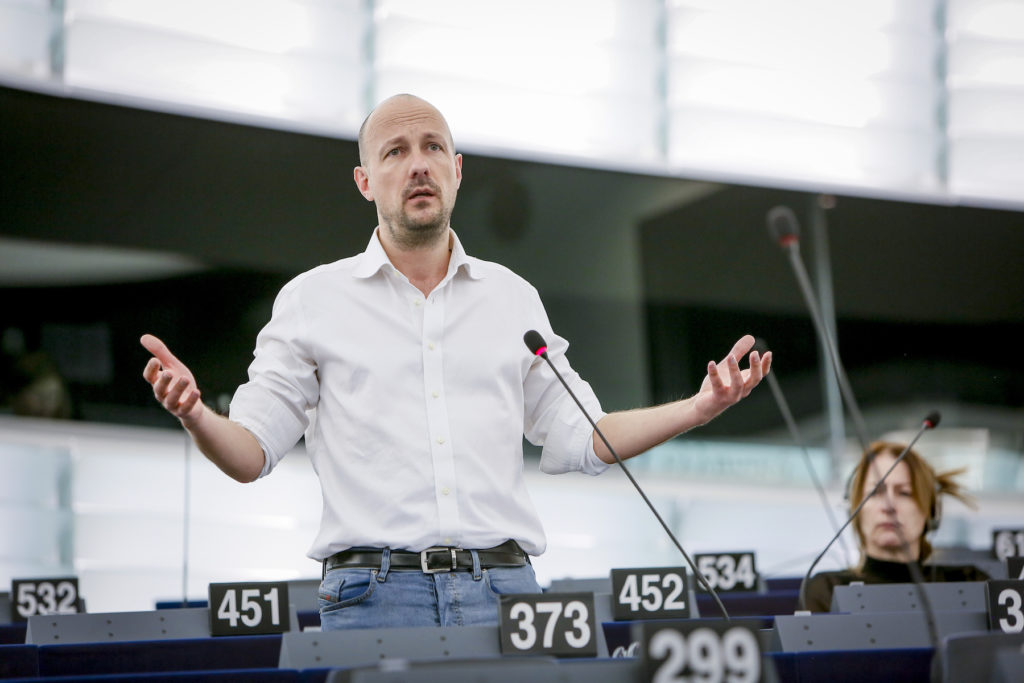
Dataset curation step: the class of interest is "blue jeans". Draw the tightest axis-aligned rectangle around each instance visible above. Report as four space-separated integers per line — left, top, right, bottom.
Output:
317 548 542 630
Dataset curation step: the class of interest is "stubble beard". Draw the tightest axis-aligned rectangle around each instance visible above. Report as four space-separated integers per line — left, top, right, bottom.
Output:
382 200 452 250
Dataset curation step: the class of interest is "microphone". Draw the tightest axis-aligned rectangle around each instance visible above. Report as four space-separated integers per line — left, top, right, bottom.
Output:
766 206 870 454
797 411 942 650
754 339 853 568
523 330 731 620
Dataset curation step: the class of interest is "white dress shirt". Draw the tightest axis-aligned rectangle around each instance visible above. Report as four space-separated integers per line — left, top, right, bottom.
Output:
229 229 608 560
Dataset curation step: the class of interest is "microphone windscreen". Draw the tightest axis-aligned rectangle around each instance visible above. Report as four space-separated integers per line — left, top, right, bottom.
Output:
924 410 941 428
523 330 547 355
767 205 800 245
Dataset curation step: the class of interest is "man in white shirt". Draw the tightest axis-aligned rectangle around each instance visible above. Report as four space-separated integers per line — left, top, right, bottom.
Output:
141 93 772 630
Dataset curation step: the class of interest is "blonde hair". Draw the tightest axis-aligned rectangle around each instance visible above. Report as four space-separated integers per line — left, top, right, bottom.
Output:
849 440 974 564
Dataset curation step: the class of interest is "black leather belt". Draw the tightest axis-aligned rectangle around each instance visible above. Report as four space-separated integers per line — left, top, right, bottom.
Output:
323 540 528 575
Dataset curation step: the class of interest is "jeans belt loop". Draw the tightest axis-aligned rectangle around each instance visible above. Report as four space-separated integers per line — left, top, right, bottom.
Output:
470 549 482 581
420 546 458 574
378 547 392 582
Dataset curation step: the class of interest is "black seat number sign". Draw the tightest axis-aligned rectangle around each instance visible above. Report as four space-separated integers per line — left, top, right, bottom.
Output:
695 552 758 592
208 581 290 636
611 567 690 620
987 580 1024 634
1008 557 1024 581
10 577 80 621
639 619 764 683
993 529 1024 561
498 592 597 657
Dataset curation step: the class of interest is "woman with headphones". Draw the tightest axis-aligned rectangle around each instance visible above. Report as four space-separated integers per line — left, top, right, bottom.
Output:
804 440 990 612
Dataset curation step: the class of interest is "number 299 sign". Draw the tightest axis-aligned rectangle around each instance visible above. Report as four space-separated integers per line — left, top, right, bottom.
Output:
639 620 765 683
208 581 290 636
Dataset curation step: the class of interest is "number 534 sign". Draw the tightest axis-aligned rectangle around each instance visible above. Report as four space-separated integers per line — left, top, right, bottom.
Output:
695 552 758 593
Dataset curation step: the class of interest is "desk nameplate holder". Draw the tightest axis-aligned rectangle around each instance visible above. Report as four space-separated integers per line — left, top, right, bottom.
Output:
278 625 502 670
772 610 988 652
25 603 300 645
0 592 11 625
287 578 321 613
328 658 644 683
831 581 986 613
547 578 612 594
936 631 1024 683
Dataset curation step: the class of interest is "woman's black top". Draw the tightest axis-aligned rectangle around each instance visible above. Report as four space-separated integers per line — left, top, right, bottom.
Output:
804 555 990 612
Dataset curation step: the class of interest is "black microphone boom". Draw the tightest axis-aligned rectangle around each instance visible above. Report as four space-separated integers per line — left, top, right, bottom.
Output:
755 338 853 568
767 205 870 454
523 330 730 620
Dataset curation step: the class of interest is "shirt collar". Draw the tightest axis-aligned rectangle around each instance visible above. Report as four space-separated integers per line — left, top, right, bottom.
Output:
352 227 485 281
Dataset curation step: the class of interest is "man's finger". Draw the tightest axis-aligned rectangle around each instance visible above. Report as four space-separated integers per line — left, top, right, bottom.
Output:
178 389 202 416
140 334 179 368
142 358 162 385
164 375 191 411
747 351 764 384
153 370 174 397
725 355 744 398
706 360 724 391
721 335 756 365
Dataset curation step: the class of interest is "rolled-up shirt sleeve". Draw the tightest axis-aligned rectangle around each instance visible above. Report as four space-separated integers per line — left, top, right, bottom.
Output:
521 310 609 477
229 280 320 477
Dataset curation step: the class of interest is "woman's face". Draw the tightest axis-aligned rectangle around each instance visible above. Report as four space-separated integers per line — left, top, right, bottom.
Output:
857 451 928 562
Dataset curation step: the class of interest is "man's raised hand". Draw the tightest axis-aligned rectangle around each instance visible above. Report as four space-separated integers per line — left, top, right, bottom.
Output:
694 334 772 424
141 334 204 426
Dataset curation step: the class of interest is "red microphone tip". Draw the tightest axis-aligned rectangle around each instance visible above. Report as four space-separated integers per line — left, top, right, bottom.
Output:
535 345 547 357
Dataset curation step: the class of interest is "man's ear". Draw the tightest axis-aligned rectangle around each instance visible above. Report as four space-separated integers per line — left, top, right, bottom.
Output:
454 153 463 189
354 166 374 201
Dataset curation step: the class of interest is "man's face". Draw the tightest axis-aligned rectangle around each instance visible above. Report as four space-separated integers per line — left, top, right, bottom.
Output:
354 97 463 249
857 452 927 561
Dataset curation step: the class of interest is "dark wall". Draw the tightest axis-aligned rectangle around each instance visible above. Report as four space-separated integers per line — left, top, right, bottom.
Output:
3 84 1023 439
641 186 1024 437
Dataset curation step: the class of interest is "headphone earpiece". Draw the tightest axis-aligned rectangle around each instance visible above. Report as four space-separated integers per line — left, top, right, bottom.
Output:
843 465 856 504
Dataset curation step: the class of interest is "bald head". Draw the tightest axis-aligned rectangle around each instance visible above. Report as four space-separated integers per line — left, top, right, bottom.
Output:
358 94 456 167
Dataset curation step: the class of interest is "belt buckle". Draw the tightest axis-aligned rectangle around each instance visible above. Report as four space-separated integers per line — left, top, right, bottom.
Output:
420 546 457 574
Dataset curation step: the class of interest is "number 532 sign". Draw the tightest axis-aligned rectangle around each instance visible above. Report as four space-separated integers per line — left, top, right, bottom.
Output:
11 578 81 621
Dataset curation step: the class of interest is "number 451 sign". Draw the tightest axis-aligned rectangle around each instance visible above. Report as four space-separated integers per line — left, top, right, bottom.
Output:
208 581 290 636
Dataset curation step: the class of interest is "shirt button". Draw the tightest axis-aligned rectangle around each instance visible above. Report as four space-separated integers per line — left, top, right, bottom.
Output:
432 391 440 398
428 342 436 350
414 299 422 307
442 487 450 496
444 538 452 545
437 437 446 445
